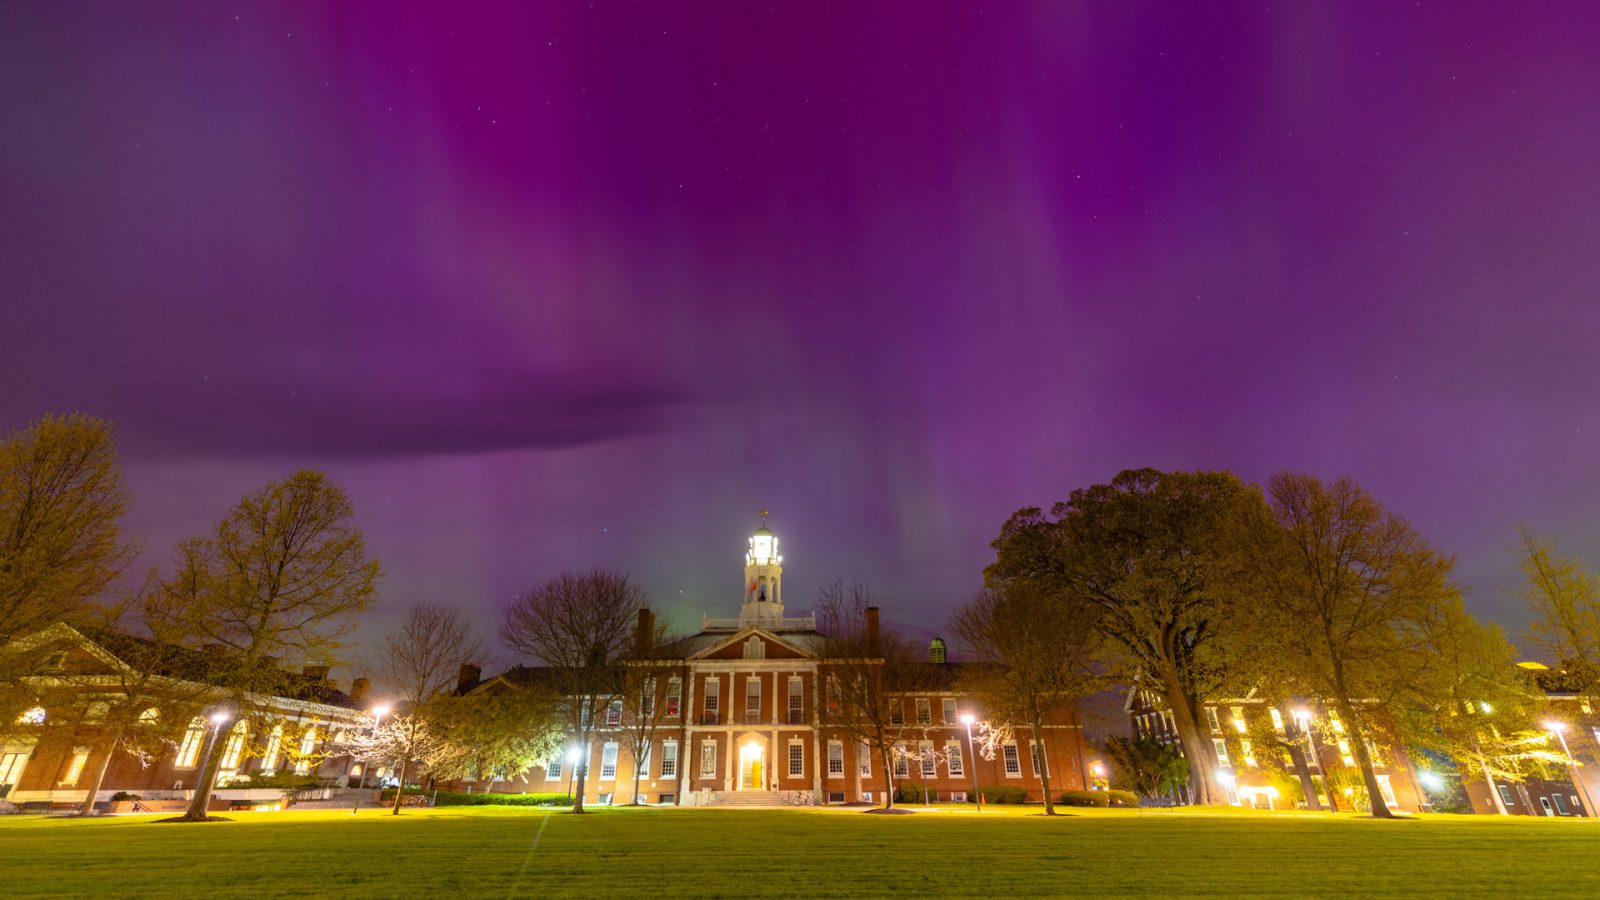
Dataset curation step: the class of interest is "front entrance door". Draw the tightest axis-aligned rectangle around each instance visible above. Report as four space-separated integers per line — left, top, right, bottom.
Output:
739 741 765 790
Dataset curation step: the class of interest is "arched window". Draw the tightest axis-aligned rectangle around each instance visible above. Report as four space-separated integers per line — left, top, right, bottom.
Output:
175 717 206 767
219 721 249 771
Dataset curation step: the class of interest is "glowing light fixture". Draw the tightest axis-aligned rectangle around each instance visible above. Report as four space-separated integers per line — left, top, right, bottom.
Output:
1543 720 1568 733
959 713 975 726
1419 771 1444 790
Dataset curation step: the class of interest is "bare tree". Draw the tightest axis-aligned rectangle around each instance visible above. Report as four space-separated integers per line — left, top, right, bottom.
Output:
618 614 675 804
371 601 481 814
0 414 134 643
951 581 1109 814
500 570 648 814
152 470 381 822
816 581 932 810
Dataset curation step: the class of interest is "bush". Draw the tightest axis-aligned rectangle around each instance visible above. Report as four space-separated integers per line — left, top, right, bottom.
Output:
1060 790 1109 807
1107 790 1137 807
237 772 325 792
110 792 142 802
380 789 574 807
972 785 1028 804
896 783 932 803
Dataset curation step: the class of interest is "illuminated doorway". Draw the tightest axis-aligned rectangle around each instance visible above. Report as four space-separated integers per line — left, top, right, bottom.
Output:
739 740 765 790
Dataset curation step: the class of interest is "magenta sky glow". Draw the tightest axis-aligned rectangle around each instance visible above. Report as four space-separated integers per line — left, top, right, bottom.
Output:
3 2 1598 656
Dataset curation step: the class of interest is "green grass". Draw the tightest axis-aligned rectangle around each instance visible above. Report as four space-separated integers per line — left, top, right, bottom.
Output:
3 804 1596 897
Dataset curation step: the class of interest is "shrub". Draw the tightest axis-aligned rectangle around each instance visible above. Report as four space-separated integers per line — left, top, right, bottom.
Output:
1060 790 1109 807
380 789 574 807
896 783 933 803
1107 790 1138 807
972 785 1028 804
110 792 142 802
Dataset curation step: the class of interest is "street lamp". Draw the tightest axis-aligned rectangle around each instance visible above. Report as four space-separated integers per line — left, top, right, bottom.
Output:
565 747 581 801
1544 720 1597 818
960 713 983 812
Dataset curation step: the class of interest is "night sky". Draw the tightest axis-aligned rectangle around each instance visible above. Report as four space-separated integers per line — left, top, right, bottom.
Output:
4 3 1599 657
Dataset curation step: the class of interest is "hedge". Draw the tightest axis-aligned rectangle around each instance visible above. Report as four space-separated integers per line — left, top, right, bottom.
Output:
1061 789 1138 808
972 785 1029 804
380 789 574 807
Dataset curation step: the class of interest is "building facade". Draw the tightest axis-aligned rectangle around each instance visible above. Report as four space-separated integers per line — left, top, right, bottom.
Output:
453 523 1090 805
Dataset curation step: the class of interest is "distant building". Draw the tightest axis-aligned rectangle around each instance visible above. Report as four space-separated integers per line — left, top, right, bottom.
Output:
449 522 1090 805
1125 685 1427 812
1 623 367 811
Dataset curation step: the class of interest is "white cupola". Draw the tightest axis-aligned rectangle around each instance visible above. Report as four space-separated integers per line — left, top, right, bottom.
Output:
739 514 784 628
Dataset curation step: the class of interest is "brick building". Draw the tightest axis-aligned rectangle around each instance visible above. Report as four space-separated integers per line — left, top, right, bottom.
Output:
452 522 1090 805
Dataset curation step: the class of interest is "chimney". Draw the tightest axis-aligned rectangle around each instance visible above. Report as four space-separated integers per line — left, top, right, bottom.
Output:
635 608 656 654
865 606 881 657
350 677 370 705
302 664 330 681
456 663 482 694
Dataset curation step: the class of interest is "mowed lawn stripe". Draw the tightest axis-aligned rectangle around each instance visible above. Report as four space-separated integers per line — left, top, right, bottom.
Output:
2 806 1596 897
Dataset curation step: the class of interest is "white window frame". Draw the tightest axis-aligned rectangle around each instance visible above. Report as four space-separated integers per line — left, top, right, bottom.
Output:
294 726 318 776
660 740 678 778
1375 773 1398 808
920 741 936 777
946 741 963 777
638 741 651 774
641 677 655 718
0 751 31 786
915 698 932 725
745 677 761 723
858 741 872 777
59 749 89 786
788 676 804 723
1205 707 1222 734
704 679 720 720
600 742 618 780
260 725 283 774
176 718 206 768
788 741 804 778
894 744 909 778
1213 738 1231 767
219 721 248 771
665 677 682 717
827 741 844 778
546 754 562 780
700 739 717 777
941 698 957 724
605 699 622 727
1002 743 1021 777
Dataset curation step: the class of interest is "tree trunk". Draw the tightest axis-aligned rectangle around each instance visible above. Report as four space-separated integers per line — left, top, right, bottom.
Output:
76 725 124 817
879 743 897 809
1478 753 1508 815
1158 671 1221 805
1031 717 1056 815
1335 698 1393 819
571 725 589 813
390 757 410 816
178 720 228 821
1288 743 1322 812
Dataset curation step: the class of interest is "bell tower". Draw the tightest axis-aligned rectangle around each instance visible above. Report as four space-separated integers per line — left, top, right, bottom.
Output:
739 512 783 628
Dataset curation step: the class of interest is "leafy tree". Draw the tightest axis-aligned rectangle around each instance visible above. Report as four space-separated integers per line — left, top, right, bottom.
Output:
500 570 648 814
1104 733 1189 800
339 713 449 801
151 470 381 821
1237 472 1458 818
950 581 1108 815
0 414 134 643
429 686 564 793
987 468 1262 805
1517 525 1600 693
816 581 934 810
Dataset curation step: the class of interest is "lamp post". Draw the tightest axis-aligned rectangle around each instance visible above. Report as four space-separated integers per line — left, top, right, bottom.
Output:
960 713 983 812
1545 721 1596 818
360 704 390 790
565 747 581 801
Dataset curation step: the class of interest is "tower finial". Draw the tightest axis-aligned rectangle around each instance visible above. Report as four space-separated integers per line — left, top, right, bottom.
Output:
759 508 769 525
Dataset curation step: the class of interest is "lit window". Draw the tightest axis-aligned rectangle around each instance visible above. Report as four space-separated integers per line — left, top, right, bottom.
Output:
1330 713 1345 734
546 754 562 780
700 740 717 777
260 725 282 773
0 751 30 786
947 742 963 777
1269 708 1285 733
60 749 89 786
1213 738 1230 767
219 721 249 771
605 699 622 727
858 741 872 776
942 699 957 724
1241 740 1257 767
1376 774 1398 808
139 707 160 723
660 741 678 778
827 741 844 777
638 741 651 773
17 707 46 726
788 677 804 723
789 742 804 777
1205 707 1221 734
916 698 932 725
1365 740 1383 767
920 741 936 777
704 680 720 719
1338 740 1354 766
294 726 318 775
176 717 206 767
600 742 618 780
1231 706 1247 734
665 678 682 717
745 678 761 723
894 745 909 778
1002 743 1021 776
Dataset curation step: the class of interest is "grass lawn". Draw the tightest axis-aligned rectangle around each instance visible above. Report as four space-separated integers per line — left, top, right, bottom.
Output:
3 804 1596 898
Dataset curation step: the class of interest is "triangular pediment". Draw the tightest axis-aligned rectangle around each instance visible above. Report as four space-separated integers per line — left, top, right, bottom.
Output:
690 627 813 661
